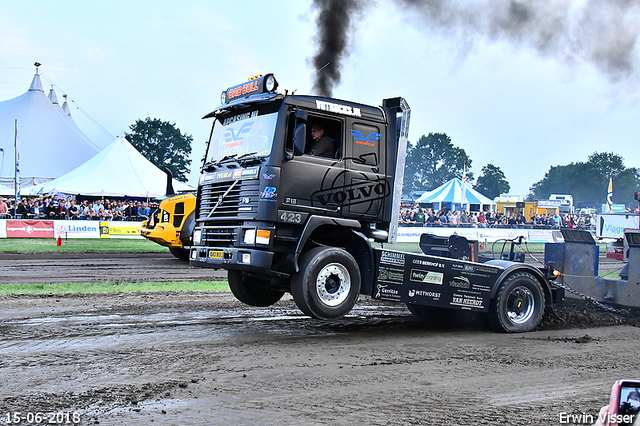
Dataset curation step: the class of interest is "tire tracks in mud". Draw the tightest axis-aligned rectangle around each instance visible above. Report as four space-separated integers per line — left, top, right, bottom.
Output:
0 251 638 425
0 251 226 284
1 292 639 425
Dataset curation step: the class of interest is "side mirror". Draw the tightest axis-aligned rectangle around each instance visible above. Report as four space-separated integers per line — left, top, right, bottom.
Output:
293 123 306 156
295 110 308 122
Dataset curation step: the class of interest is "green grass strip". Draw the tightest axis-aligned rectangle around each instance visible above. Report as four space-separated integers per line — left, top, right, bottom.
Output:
0 281 230 296
0 238 166 253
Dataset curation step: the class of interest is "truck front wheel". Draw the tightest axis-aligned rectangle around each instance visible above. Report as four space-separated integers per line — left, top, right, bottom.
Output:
292 247 361 320
228 270 285 307
488 271 545 333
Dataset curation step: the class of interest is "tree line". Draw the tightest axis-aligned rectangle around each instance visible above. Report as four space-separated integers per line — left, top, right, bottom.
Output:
404 132 640 208
125 118 639 208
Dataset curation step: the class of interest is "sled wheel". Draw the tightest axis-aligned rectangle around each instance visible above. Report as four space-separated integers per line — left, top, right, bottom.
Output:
489 271 545 333
228 270 285 307
292 247 361 320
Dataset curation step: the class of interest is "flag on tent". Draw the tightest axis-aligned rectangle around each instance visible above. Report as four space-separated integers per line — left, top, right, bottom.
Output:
461 166 467 211
606 177 613 213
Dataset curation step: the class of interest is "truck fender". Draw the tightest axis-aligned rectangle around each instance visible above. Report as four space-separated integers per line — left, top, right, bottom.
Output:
290 225 375 297
484 259 552 305
343 230 376 297
292 215 362 272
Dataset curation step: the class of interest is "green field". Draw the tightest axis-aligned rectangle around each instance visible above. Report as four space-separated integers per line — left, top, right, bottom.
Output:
0 238 613 295
2 238 604 255
0 238 209 295
0 281 230 296
0 238 165 252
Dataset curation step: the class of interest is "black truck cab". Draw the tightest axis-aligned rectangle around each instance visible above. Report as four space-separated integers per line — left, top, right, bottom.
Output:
189 74 561 332
190 75 409 313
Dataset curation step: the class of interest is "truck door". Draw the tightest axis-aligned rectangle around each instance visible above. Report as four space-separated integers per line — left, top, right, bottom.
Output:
343 120 387 220
280 113 345 216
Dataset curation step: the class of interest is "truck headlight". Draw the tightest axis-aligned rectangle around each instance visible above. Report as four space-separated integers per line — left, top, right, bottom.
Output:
193 229 202 244
265 74 278 92
243 229 256 245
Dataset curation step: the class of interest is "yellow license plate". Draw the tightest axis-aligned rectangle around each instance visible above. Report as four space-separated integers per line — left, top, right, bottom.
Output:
209 250 223 259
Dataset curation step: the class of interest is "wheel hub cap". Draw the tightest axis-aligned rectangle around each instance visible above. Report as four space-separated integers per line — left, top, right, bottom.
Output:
506 286 535 325
316 263 351 307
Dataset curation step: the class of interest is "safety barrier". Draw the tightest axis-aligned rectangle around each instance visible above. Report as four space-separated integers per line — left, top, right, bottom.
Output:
0 220 569 243
0 219 144 239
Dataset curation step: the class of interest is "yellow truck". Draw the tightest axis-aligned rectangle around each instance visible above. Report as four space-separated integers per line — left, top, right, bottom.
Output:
140 192 196 261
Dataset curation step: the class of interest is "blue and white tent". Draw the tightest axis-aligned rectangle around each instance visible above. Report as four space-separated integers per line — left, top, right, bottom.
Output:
414 178 495 212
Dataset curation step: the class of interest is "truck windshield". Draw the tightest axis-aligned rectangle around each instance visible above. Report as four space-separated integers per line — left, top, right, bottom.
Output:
206 109 278 163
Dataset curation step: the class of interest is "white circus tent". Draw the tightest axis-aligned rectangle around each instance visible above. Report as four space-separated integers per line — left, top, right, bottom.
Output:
22 135 193 198
415 178 495 212
0 66 102 186
0 183 13 197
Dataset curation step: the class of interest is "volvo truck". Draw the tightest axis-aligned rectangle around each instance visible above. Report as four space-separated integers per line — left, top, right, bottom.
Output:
189 74 562 332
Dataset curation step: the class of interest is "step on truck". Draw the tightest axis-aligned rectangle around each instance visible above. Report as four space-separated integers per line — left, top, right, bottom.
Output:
189 74 564 332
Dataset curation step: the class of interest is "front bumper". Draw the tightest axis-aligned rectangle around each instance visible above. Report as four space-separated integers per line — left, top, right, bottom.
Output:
189 246 274 273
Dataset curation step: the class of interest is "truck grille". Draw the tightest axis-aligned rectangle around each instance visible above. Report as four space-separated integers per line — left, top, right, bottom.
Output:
198 179 260 247
202 225 238 246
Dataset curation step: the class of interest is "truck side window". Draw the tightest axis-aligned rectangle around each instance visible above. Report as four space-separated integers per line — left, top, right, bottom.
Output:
285 111 296 154
306 117 342 159
351 123 381 166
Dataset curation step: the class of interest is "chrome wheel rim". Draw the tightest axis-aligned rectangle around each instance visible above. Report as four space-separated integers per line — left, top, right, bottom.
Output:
316 263 350 307
506 286 535 325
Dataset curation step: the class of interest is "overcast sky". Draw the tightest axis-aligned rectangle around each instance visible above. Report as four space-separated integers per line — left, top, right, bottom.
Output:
1 0 638 195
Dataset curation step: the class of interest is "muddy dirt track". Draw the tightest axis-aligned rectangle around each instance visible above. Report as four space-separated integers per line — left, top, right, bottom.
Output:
1 251 639 426
0 251 227 284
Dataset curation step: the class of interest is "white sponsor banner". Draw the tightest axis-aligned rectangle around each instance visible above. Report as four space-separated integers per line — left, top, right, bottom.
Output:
1 220 145 239
397 227 556 243
100 221 144 239
54 220 101 238
527 229 558 242
596 213 639 239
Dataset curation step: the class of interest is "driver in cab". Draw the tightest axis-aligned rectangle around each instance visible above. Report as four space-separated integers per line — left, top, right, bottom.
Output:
308 123 335 158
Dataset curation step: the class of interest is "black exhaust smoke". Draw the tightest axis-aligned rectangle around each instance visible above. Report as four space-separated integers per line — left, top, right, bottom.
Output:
310 0 367 97
394 0 639 83
308 0 639 94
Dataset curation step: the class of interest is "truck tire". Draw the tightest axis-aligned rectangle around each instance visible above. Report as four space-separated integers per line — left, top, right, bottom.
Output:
228 270 285 307
169 247 190 262
292 246 361 320
488 271 545 333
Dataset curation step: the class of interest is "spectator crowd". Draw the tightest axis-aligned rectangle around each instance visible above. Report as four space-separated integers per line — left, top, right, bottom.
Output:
0 195 153 221
399 206 597 230
0 195 609 230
